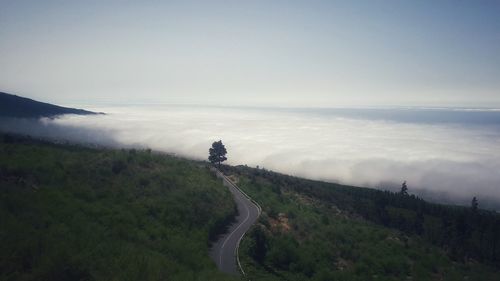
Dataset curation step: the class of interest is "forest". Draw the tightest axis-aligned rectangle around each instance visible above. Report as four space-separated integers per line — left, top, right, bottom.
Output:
226 165 500 281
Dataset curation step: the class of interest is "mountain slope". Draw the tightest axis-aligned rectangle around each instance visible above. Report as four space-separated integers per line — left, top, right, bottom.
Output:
0 134 238 281
2 133 499 280
225 166 500 281
0 92 99 118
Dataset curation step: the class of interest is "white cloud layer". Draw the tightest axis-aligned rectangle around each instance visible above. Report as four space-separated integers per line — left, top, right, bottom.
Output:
2 106 500 208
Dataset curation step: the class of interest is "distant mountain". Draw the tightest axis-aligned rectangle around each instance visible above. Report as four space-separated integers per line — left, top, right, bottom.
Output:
0 92 100 118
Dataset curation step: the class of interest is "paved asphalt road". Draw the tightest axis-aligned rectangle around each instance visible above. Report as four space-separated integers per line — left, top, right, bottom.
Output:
210 171 261 275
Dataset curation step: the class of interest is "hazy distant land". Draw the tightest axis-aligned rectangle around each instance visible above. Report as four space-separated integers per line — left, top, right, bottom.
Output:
0 92 101 118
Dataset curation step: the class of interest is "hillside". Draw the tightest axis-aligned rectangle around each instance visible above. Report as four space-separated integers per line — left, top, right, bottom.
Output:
0 92 99 118
225 166 500 281
1 134 499 281
0 134 238 281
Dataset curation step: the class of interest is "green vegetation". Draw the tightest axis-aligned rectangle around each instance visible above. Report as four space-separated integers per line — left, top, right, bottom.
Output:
0 135 239 281
2 133 500 281
226 166 500 281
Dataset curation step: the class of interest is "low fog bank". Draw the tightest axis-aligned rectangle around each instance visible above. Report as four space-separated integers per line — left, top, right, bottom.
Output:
293 107 500 125
2 106 500 210
0 117 120 147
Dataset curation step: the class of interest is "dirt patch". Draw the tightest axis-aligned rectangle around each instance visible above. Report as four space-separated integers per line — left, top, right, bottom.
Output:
268 212 291 233
335 257 353 271
227 174 239 184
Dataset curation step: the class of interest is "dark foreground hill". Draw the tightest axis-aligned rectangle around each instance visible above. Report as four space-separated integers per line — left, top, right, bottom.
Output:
0 92 99 118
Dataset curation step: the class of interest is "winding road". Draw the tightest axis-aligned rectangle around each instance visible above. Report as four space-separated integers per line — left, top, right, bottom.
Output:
210 170 261 276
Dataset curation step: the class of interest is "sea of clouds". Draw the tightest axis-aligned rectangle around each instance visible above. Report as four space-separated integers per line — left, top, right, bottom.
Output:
2 105 500 209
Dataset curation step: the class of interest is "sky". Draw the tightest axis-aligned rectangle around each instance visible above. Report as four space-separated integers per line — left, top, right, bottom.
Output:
1 0 499 107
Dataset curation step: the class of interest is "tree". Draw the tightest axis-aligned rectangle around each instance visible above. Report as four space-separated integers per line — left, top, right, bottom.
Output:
208 140 227 168
400 181 408 196
249 226 268 264
471 196 479 212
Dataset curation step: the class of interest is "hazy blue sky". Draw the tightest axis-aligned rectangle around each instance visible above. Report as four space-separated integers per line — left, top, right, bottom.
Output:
1 0 499 107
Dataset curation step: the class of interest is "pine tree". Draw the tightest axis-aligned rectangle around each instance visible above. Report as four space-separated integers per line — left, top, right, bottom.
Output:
471 196 479 212
400 180 408 196
208 140 227 168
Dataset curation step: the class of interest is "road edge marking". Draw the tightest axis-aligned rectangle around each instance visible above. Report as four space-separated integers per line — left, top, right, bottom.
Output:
216 169 261 279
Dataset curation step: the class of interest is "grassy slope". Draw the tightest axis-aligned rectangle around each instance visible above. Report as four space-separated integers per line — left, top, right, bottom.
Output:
0 136 239 281
228 167 500 281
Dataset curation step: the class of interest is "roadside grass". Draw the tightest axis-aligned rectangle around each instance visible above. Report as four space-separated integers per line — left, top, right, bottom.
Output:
0 135 240 281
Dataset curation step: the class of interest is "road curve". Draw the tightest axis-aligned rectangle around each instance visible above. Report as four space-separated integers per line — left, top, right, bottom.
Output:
210 170 261 276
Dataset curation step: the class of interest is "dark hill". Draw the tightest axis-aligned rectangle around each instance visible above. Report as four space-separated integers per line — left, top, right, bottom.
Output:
0 92 100 118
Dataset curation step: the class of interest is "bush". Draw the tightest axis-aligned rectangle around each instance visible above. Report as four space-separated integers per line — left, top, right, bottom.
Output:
111 159 127 174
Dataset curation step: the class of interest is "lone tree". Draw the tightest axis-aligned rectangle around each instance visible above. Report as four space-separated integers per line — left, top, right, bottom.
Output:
471 196 479 212
208 140 227 168
400 180 408 196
